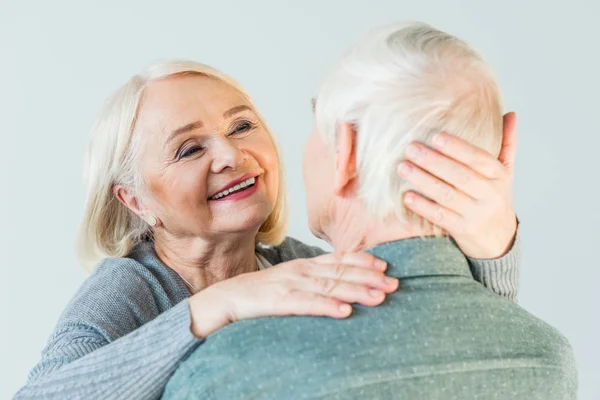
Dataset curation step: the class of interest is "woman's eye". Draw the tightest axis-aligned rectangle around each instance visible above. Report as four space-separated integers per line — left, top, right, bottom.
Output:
178 145 203 159
229 121 254 136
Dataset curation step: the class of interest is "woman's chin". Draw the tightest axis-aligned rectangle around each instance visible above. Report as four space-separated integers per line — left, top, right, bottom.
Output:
213 202 273 235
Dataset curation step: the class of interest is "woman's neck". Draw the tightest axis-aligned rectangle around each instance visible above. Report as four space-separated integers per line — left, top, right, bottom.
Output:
153 232 258 292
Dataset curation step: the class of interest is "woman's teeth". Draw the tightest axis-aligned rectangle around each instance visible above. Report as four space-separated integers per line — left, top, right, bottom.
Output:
209 177 256 200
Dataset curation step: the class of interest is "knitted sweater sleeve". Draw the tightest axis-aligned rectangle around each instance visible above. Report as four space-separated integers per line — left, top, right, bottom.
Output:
467 227 522 302
14 259 202 400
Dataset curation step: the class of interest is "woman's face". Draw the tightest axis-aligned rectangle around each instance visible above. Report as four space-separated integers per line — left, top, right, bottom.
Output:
135 74 279 240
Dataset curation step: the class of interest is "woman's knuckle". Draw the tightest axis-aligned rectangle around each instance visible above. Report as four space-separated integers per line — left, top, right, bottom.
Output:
488 167 500 180
440 185 454 204
280 281 295 295
434 207 445 223
459 172 471 186
291 260 309 276
313 277 335 295
333 263 346 280
281 287 297 300
332 251 344 265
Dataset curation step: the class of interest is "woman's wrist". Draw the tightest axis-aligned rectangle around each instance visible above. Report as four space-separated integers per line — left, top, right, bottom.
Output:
188 284 232 339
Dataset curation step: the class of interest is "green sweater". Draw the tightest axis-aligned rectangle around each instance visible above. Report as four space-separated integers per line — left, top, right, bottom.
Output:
164 237 576 400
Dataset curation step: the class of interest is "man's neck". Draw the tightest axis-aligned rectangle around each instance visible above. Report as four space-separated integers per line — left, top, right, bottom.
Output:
326 201 435 254
153 230 258 292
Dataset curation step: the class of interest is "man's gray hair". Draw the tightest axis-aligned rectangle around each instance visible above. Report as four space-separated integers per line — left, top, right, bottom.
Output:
315 21 503 226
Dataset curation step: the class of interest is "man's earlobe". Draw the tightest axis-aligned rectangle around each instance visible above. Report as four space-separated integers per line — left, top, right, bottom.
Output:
334 121 358 197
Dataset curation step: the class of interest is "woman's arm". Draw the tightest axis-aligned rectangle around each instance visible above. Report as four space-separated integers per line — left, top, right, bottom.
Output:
17 250 390 399
15 259 203 400
15 301 201 400
466 227 520 301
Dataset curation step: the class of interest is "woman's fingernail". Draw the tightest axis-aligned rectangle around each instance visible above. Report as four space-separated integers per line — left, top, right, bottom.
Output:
375 259 387 270
433 133 447 148
385 276 398 286
404 193 415 205
399 163 412 176
369 289 384 298
407 144 422 159
339 304 352 314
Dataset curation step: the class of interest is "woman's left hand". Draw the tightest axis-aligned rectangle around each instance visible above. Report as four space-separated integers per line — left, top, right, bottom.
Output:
398 112 519 259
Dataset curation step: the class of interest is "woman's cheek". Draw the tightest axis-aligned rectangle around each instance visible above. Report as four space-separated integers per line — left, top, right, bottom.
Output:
268 163 279 205
265 146 280 203
246 136 278 204
175 162 210 205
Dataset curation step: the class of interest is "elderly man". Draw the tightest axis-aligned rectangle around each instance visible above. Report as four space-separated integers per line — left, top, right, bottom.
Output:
163 22 577 399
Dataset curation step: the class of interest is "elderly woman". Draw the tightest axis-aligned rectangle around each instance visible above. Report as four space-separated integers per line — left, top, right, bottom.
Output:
15 61 519 399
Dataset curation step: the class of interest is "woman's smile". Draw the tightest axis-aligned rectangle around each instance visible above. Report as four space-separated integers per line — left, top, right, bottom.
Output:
208 174 260 202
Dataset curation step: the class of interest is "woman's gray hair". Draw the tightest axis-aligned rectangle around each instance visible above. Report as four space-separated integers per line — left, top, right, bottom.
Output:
78 61 288 271
315 21 503 230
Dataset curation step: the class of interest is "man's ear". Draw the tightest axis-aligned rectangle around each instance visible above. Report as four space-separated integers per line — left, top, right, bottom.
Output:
334 121 358 197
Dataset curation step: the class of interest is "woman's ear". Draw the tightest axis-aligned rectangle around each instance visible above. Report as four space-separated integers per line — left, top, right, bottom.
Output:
334 121 358 197
113 185 158 226
113 185 144 214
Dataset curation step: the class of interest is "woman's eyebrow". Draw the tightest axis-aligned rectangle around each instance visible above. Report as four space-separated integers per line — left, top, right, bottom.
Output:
223 105 252 118
167 120 204 143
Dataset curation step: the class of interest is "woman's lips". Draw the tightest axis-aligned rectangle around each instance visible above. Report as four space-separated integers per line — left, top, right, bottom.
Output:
208 176 259 202
209 173 258 198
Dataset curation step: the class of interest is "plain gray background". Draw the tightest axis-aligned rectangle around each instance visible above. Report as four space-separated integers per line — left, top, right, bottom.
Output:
1 0 598 398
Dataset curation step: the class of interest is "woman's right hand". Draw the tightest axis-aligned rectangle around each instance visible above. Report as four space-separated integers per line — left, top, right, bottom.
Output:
188 252 399 338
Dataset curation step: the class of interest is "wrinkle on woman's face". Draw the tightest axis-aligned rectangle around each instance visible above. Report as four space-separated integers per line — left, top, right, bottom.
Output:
134 74 279 241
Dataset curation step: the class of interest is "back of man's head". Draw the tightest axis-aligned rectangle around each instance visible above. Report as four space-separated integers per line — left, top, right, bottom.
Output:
315 21 503 226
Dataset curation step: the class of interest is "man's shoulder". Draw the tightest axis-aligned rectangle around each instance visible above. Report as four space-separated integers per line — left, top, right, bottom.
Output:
457 282 576 374
167 277 578 398
256 236 327 265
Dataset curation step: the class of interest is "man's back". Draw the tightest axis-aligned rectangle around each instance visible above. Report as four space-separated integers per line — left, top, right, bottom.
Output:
164 238 577 400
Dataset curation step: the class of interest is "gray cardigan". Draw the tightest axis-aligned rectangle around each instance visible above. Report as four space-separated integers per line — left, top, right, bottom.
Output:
14 235 521 399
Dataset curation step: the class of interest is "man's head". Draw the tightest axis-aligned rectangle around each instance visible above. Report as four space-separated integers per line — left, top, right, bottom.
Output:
303 21 504 247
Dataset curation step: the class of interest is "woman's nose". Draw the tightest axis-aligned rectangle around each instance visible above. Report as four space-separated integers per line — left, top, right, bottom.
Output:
209 138 247 173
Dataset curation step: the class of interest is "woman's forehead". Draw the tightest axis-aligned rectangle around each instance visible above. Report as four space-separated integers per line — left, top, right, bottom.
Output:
140 75 249 118
138 74 251 129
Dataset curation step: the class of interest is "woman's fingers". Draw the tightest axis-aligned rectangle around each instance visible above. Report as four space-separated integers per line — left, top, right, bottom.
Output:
405 142 493 200
299 278 388 306
302 262 399 293
498 112 518 174
403 191 464 234
398 161 474 214
280 291 353 319
313 251 387 271
285 256 399 308
430 133 507 180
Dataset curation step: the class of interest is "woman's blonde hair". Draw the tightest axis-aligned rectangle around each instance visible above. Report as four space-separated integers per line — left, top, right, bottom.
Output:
78 60 288 271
